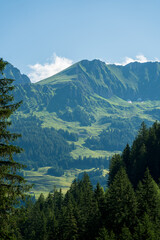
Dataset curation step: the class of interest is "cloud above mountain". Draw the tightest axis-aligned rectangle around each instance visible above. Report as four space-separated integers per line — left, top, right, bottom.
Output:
114 55 160 66
28 54 73 83
28 54 160 83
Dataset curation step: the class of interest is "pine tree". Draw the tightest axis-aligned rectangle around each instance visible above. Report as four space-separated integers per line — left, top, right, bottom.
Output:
63 173 97 240
94 182 105 210
134 143 147 185
137 121 149 144
0 59 29 239
146 122 160 182
96 228 116 240
119 225 133 240
136 168 160 222
134 213 157 240
108 154 123 186
22 194 48 240
105 167 137 234
93 182 106 231
129 122 149 187
122 143 131 168
62 201 78 240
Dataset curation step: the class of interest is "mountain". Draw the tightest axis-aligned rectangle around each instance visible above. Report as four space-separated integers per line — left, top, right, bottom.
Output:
11 59 160 161
0 61 31 85
5 59 160 193
38 59 160 100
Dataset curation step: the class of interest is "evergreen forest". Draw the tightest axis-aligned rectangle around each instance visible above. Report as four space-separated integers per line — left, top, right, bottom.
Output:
2 59 160 239
4 122 160 240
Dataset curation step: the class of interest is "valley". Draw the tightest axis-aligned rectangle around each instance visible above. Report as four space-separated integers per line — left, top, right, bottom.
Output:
4 59 160 196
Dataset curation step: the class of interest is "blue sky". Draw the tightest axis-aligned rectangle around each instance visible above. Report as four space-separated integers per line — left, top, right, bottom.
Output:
1 0 160 82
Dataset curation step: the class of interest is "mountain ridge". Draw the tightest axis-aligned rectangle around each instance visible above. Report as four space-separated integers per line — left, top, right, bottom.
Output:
36 59 160 101
3 58 160 193
0 61 31 85
1 59 160 158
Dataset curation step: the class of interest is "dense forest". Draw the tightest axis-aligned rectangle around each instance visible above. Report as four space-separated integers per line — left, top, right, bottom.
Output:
11 116 74 169
11 116 109 173
84 127 134 151
1 58 160 239
4 121 160 240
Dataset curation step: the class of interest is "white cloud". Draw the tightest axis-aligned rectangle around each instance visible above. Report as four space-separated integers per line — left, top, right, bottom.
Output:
28 54 160 82
113 55 160 66
28 54 73 83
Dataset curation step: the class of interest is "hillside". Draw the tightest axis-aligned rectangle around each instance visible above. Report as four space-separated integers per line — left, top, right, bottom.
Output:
13 60 160 150
4 59 160 193
9 122 160 239
0 61 31 85
38 59 160 100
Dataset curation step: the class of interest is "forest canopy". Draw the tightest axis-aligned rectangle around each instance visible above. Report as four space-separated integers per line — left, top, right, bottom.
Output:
4 120 160 239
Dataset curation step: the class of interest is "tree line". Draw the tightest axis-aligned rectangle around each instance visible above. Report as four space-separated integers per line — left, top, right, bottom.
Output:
11 116 109 172
12 120 160 239
9 167 160 240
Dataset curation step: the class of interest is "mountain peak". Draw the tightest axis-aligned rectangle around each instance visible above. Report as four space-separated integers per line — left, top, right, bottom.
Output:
37 59 160 101
0 61 31 85
78 59 106 69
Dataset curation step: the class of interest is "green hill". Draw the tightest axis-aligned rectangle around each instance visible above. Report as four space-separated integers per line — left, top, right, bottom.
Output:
4 59 160 194
38 59 160 100
13 60 160 152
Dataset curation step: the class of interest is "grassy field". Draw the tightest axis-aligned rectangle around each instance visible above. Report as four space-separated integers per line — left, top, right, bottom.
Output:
24 167 109 199
29 98 160 159
17 98 160 198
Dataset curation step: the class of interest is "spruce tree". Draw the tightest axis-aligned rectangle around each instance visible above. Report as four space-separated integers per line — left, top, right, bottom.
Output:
94 182 105 210
134 213 157 240
96 228 116 240
105 167 137 234
119 225 133 240
94 182 106 231
0 59 28 239
147 122 160 182
122 143 131 168
62 202 78 240
129 122 149 187
108 154 123 186
135 121 149 146
136 168 160 222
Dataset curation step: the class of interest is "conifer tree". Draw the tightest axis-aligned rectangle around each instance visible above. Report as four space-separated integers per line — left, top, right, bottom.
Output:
108 154 123 186
105 167 137 234
62 201 78 240
134 213 157 240
136 121 149 145
94 182 105 209
122 143 130 164
129 122 149 186
0 59 29 239
119 225 133 240
96 228 116 240
134 143 147 185
136 168 160 222
146 122 160 181
93 182 106 231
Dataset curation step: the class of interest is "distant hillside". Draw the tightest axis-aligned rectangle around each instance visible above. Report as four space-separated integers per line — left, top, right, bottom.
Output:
38 59 160 100
0 61 31 85
9 59 160 172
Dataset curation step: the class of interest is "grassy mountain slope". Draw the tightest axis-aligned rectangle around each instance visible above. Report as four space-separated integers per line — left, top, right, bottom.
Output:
13 60 160 158
38 59 160 100
8 59 160 195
